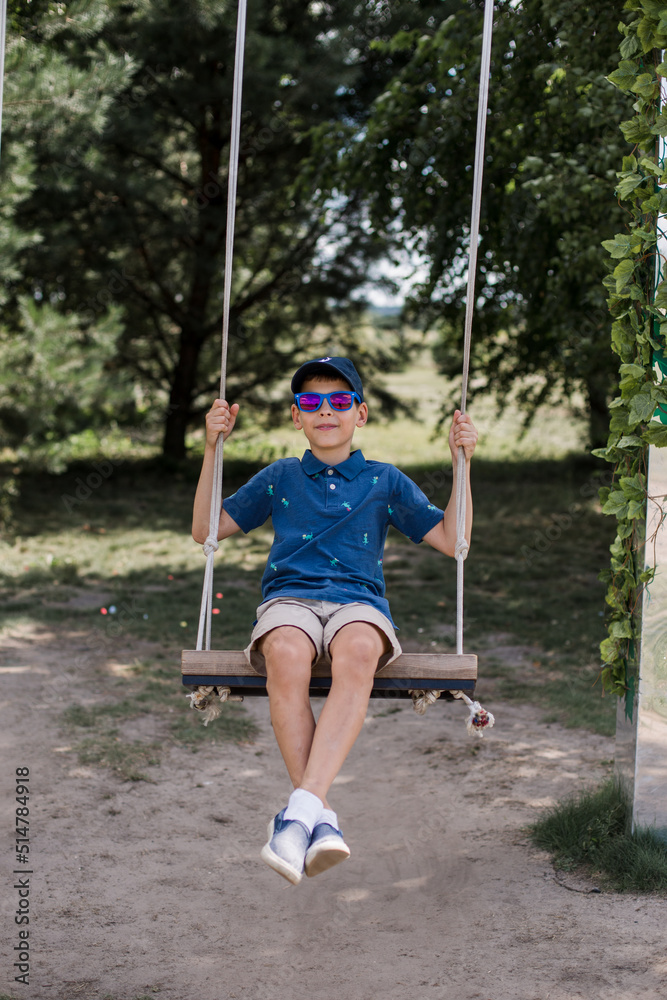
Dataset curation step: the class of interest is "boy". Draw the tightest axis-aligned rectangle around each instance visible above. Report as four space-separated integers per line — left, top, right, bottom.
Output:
192 356 478 885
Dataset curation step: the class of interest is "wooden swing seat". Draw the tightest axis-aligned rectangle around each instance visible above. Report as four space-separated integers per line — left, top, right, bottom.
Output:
181 650 477 699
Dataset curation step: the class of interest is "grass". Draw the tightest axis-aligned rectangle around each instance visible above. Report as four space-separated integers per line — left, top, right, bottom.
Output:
530 779 667 893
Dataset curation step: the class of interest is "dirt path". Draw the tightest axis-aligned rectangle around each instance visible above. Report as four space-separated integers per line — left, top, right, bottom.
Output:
2 624 666 1000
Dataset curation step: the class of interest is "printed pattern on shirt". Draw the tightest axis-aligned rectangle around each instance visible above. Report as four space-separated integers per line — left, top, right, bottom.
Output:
223 449 443 624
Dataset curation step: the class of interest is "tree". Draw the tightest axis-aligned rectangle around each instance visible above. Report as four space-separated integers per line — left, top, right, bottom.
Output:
337 0 636 447
0 0 137 464
2 0 448 460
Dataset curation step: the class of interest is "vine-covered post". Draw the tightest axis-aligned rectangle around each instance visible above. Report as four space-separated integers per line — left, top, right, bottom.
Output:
626 59 667 836
602 4 667 838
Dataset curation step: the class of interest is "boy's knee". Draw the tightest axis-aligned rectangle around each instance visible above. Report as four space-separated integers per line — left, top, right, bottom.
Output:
331 623 387 664
330 625 386 683
260 625 315 670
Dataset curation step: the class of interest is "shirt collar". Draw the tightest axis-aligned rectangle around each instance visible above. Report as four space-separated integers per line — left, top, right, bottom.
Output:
301 449 366 481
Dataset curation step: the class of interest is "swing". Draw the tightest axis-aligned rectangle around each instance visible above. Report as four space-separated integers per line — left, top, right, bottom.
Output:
182 0 495 732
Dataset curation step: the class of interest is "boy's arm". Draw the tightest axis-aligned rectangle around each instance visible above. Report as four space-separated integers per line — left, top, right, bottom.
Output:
423 410 477 557
192 399 242 544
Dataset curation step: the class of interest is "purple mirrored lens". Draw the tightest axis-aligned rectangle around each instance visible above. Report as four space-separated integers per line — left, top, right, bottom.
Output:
329 393 353 409
298 394 322 411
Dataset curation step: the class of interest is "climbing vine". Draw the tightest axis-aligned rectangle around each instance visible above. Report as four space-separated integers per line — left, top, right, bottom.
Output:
597 0 667 697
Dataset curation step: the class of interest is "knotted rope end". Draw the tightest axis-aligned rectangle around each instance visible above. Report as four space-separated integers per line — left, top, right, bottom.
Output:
409 689 442 715
452 690 495 737
186 684 244 726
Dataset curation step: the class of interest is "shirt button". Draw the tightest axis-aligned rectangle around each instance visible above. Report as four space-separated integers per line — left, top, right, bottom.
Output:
329 484 336 490
327 469 334 475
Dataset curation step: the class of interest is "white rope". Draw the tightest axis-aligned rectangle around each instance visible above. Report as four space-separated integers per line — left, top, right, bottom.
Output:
196 0 247 655
455 0 493 657
0 0 8 161
413 0 494 719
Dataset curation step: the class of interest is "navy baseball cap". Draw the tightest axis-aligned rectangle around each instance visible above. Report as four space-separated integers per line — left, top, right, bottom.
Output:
291 356 364 401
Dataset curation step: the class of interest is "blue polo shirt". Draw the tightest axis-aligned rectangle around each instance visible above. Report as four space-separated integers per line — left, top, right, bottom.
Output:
223 451 443 620
223 449 444 625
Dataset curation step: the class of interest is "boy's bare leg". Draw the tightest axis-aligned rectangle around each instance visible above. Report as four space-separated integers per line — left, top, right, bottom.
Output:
260 621 387 811
298 621 388 804
260 625 320 793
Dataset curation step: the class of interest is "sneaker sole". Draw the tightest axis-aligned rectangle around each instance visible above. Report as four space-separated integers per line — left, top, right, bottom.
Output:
260 816 304 885
260 842 303 885
304 836 351 878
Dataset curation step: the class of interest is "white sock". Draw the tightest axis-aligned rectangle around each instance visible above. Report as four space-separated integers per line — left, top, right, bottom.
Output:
320 808 340 831
283 788 324 835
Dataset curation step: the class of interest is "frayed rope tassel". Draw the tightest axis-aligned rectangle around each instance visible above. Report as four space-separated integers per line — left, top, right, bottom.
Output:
452 690 495 737
186 684 244 726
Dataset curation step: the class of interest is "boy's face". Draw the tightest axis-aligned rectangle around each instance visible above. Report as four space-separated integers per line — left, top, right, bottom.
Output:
291 377 368 457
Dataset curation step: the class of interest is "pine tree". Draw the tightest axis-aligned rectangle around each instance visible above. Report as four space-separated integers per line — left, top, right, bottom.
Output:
0 0 134 464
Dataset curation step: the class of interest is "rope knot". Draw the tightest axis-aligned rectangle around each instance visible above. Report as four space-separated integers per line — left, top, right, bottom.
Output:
455 539 469 560
203 534 219 557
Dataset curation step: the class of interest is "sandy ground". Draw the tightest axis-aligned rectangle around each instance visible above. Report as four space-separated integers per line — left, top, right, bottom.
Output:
2 624 667 1000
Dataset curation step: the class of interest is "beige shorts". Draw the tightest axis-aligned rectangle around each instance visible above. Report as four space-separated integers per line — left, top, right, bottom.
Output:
244 597 402 674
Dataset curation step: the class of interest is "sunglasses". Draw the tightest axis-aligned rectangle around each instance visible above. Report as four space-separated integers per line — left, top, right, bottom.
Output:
294 391 362 412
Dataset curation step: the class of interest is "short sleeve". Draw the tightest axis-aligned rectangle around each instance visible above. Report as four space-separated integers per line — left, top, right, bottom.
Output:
387 470 443 543
223 464 277 533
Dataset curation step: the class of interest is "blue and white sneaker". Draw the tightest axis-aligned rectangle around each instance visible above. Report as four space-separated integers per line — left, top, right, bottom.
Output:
260 809 310 885
304 822 351 878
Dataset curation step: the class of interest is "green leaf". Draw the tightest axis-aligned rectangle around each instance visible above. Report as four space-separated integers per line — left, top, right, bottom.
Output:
616 434 643 448
619 117 655 144
629 388 657 423
619 362 647 380
638 14 660 52
619 473 647 499
640 0 667 18
600 637 620 662
627 498 646 518
645 423 667 445
609 619 634 639
616 169 649 199
632 71 659 98
602 233 641 258
638 156 663 177
602 490 630 516
651 108 667 136
608 60 641 91
653 280 667 309
613 257 637 293
621 34 642 59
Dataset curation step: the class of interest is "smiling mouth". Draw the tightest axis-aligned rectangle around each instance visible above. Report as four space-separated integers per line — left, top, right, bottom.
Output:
316 424 338 430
